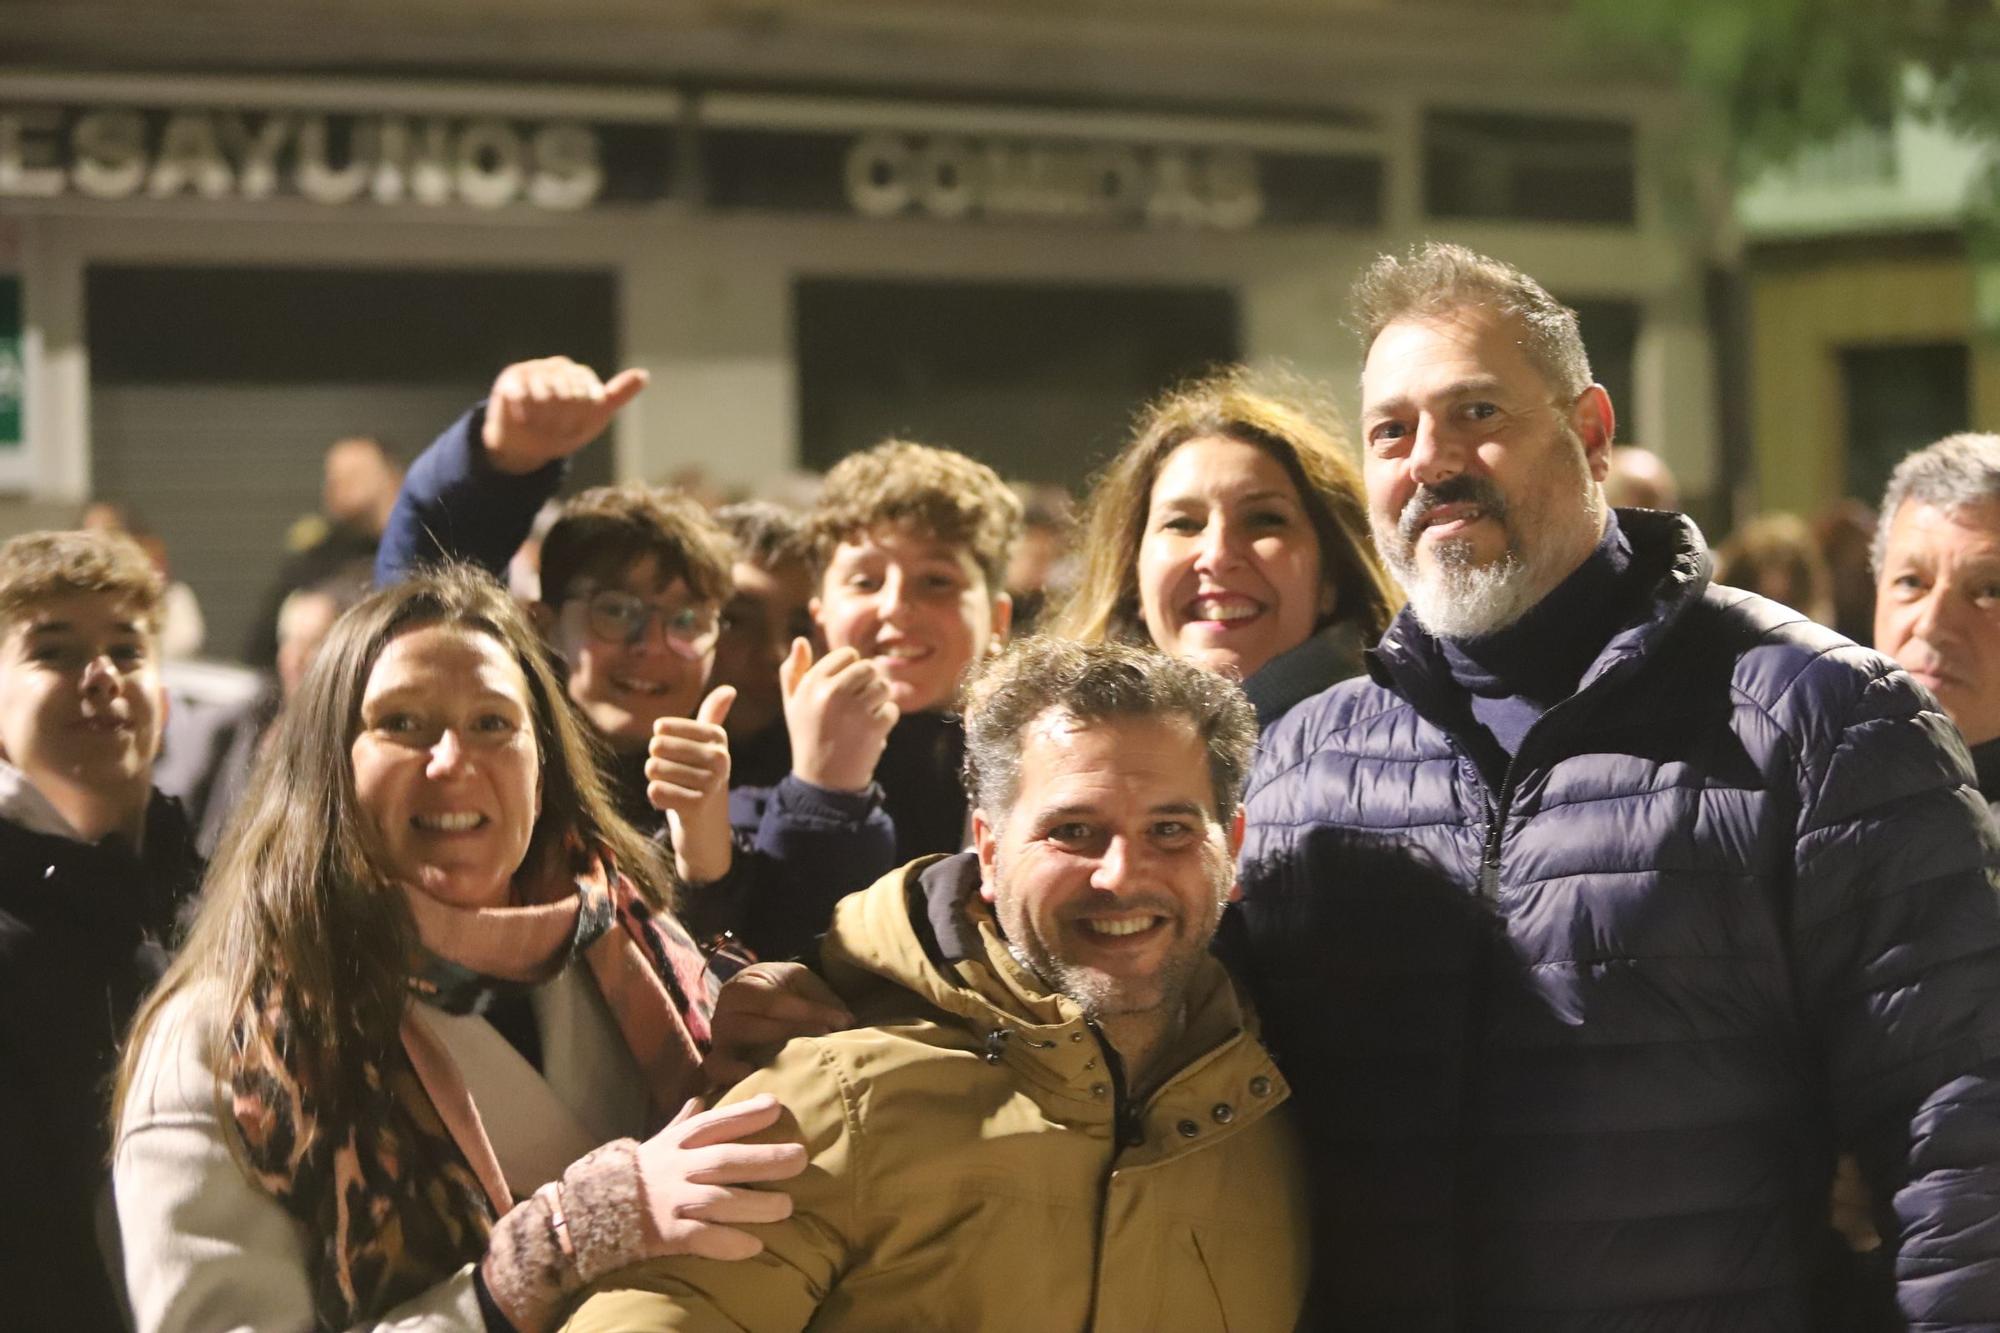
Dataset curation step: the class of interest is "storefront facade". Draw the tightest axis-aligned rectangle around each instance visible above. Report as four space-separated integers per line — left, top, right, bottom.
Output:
0 4 1722 649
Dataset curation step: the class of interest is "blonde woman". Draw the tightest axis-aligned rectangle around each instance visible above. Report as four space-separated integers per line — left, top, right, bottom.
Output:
1054 368 1399 729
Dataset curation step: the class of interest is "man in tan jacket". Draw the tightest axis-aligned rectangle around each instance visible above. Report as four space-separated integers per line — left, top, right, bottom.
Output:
563 638 1307 1332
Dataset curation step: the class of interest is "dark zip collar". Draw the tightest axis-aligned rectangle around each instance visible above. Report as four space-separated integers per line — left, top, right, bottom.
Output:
1368 507 1713 742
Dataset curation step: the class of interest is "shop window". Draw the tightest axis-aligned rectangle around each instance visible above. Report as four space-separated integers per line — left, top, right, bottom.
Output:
1842 342 1970 504
1424 109 1636 225
795 278 1238 485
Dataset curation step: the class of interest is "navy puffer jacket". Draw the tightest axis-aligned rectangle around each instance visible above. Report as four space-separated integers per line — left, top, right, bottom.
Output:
1238 510 2000 1332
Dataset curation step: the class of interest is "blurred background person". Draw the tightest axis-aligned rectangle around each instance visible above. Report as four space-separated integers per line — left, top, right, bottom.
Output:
1053 366 1399 732
1871 432 2000 814
1601 444 1681 512
154 568 371 856
242 434 402 667
1002 481 1077 636
506 498 566 605
1713 511 1836 626
711 500 818 791
113 567 804 1333
1817 498 1881 646
191 573 372 855
79 500 206 661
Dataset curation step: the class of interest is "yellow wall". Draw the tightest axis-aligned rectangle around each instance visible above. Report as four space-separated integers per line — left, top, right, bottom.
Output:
1751 254 2000 514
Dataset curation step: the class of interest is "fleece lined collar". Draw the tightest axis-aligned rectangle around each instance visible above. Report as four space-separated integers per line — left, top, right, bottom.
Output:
0 759 86 843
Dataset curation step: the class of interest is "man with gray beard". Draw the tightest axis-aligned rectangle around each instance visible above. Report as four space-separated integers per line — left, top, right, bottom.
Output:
1235 242 2000 1331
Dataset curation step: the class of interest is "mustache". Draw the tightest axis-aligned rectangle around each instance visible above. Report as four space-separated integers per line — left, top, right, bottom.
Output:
1395 475 1510 546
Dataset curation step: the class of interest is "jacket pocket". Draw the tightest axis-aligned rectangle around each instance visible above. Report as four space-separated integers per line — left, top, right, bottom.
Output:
1188 1221 1304 1333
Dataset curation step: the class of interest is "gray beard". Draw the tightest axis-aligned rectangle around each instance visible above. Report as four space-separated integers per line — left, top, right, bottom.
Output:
1376 434 1603 643
1393 538 1547 640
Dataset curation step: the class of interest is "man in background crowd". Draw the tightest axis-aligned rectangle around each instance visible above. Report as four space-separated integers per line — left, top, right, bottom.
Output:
1600 442 1680 511
242 434 401 666
1713 511 1836 626
1817 498 1881 645
1003 480 1076 635
156 573 369 854
1872 431 2000 815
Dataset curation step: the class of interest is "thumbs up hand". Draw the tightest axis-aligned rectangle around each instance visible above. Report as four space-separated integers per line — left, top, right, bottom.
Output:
480 355 650 475
648 686 737 886
781 639 898 795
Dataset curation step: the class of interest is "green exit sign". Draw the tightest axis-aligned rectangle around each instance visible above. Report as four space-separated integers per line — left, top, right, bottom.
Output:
0 277 19 449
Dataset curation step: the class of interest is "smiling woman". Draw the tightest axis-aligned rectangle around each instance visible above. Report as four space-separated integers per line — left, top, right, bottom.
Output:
349 622 544 910
110 566 804 1333
1053 367 1400 731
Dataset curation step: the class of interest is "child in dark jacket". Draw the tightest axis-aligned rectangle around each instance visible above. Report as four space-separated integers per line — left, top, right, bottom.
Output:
0 529 202 1332
731 439 1023 865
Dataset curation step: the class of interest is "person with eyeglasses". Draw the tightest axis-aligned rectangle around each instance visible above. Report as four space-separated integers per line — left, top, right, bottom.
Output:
375 358 899 964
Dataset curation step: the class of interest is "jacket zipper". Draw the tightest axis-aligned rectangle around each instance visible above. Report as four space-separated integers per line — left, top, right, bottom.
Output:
1081 1019 1139 1332
1475 686 1592 900
1479 751 1516 901
1087 1019 1141 1146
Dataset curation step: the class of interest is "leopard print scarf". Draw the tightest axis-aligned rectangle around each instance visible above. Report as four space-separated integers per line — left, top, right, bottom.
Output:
223 847 721 1328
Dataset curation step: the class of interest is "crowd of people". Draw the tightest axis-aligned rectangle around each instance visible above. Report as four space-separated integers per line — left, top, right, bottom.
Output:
2 241 1999 1331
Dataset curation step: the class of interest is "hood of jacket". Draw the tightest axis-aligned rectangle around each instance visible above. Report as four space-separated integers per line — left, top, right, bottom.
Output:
0 759 88 842
0 761 202 944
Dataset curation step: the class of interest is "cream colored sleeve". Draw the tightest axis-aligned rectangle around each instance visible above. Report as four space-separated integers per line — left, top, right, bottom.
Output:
113 991 482 1333
560 1041 861 1333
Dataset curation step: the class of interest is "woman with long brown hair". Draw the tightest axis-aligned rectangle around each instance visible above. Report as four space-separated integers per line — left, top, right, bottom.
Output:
1052 367 1399 729
112 566 803 1332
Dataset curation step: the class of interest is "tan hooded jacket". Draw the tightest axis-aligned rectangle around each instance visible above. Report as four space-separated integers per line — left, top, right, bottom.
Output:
562 852 1308 1333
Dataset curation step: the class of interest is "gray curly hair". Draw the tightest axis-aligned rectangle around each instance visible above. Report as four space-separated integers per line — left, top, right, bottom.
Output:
1872 432 2000 574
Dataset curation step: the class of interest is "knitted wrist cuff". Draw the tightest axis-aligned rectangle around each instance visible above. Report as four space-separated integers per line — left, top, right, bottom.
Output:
482 1138 654 1331
561 1137 661 1285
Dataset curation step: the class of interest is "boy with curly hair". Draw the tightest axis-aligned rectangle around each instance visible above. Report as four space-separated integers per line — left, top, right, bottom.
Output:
743 438 1022 862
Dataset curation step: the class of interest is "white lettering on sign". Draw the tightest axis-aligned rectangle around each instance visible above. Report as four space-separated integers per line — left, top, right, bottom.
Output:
71 109 147 199
843 132 1264 229
0 107 604 210
0 107 63 197
149 111 234 199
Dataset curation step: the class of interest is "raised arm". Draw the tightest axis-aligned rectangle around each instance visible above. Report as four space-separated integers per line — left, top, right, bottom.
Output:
376 357 647 585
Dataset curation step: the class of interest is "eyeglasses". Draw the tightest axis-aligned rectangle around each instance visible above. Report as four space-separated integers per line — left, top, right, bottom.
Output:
575 589 720 658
